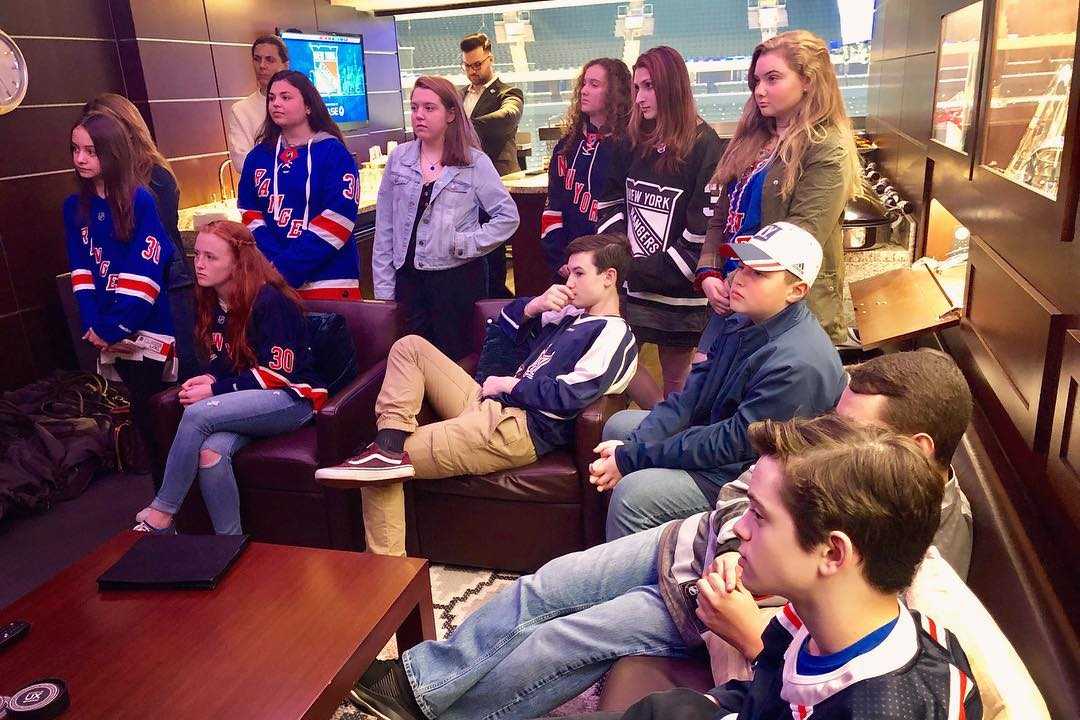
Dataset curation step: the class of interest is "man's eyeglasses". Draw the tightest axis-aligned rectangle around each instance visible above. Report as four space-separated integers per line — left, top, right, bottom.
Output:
461 55 492 72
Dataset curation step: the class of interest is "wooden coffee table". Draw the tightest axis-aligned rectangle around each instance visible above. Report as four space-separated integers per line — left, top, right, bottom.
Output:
0 532 435 718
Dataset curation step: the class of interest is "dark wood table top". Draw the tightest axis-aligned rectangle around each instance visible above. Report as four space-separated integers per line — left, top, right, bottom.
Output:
0 532 435 719
851 264 966 348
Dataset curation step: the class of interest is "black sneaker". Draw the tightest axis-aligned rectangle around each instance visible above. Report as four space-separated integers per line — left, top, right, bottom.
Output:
348 659 424 720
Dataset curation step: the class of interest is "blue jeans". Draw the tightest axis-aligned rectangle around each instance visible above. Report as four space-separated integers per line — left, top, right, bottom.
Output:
152 389 313 534
602 410 712 542
402 525 688 720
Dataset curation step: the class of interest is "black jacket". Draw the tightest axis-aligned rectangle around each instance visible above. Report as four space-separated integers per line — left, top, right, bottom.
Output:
462 78 525 176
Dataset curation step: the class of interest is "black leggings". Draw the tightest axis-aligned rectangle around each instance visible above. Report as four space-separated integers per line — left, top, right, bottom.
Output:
113 358 167 487
395 257 488 362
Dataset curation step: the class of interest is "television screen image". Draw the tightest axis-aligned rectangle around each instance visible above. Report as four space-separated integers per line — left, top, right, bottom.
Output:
279 30 369 128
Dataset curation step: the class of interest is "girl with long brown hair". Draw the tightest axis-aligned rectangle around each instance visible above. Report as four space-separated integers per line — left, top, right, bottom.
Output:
371 75 518 360
84 92 198 381
595 46 723 406
132 221 326 533
540 57 633 279
237 70 361 302
694 30 861 350
64 110 176 483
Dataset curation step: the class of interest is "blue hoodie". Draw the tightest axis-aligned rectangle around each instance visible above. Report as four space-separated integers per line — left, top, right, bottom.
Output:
238 132 360 300
614 301 845 499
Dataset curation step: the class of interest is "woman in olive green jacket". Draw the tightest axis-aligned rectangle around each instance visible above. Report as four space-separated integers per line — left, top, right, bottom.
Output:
694 30 861 350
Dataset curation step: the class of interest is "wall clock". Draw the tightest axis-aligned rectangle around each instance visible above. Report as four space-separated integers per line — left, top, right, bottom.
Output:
0 29 29 115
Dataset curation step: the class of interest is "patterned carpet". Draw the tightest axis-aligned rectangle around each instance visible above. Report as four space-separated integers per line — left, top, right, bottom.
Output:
331 565 603 719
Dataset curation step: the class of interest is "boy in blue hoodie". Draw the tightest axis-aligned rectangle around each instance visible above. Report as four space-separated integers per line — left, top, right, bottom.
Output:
590 221 846 541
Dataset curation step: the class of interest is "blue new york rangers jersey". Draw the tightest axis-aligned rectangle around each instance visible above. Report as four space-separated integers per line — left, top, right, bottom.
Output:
63 187 175 361
495 298 638 454
238 132 361 300
206 284 327 410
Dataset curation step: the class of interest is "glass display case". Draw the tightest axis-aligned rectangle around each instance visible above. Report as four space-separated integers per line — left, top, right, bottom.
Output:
932 2 983 152
978 0 1077 199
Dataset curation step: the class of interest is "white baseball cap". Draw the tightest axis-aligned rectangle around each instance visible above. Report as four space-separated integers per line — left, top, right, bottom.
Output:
721 221 823 286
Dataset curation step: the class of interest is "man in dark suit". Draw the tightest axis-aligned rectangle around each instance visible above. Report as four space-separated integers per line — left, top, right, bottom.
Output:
460 32 525 176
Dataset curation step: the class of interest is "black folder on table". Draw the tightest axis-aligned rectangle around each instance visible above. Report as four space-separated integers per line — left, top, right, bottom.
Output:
97 534 250 590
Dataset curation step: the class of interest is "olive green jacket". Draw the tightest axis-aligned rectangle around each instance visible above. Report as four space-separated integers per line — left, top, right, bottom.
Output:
698 127 850 342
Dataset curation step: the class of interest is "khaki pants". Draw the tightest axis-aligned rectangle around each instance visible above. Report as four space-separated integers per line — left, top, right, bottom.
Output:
361 335 538 556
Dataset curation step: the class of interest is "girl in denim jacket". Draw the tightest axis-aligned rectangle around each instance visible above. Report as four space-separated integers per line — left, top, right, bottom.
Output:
372 75 519 360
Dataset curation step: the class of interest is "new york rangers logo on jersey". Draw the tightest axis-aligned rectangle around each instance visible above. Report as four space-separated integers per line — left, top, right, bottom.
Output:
519 346 556 380
625 179 683 256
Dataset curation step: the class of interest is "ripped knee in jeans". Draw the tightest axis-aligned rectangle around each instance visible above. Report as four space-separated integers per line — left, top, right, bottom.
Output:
199 449 223 468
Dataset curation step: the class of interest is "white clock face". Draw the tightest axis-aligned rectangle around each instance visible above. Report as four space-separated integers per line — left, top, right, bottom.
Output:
0 29 29 115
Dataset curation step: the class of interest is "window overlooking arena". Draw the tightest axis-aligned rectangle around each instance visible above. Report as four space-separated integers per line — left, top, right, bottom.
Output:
394 0 873 168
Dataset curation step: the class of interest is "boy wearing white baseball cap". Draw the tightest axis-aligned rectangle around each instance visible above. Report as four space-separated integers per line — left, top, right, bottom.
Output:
591 220 845 540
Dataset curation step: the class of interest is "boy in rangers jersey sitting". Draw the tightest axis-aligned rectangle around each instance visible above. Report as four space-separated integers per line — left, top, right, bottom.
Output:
559 415 983 720
316 234 639 556
349 415 982 720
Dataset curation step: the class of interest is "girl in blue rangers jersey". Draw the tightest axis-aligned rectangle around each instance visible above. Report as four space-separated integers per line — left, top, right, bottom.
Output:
65 110 176 477
133 221 326 534
540 58 632 280
238 70 361 301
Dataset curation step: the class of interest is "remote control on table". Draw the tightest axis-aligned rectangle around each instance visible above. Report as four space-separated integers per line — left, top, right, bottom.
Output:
0 620 30 650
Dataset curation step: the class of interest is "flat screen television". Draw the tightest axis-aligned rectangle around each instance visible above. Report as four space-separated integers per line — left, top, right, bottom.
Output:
278 29 369 130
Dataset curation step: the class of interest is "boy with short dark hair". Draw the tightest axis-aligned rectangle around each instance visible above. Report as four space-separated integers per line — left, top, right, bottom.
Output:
316 234 638 556
577 415 983 719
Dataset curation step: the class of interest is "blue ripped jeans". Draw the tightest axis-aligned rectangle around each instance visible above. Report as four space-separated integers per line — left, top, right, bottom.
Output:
401 524 690 720
151 389 313 534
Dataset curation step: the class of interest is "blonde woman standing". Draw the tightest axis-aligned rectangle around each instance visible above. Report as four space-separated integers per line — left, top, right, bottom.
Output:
695 30 861 354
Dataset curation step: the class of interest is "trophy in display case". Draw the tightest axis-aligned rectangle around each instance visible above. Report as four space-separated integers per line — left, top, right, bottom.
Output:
979 0 1076 200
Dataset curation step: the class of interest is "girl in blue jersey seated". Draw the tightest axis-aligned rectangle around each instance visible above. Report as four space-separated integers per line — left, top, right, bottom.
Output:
371 75 519 361
540 58 632 281
65 110 177 473
237 70 361 302
132 221 327 534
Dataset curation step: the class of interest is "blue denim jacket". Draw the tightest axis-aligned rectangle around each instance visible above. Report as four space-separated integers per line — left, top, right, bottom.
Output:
372 140 519 300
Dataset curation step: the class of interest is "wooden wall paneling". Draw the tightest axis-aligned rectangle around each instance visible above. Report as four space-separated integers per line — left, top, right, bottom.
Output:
1048 330 1080 547
0 0 116 38
361 53 405 94
135 40 218 100
962 236 1070 454
895 137 928 234
147 101 229 159
881 0 910 61
899 52 935 145
0 314 35 392
212 44 259 99
870 2 885 65
203 0 317 44
20 303 78 380
0 172 78 310
0 236 16 317
126 0 213 41
14 37 124 106
117 39 149 102
962 168 1077 313
905 0 941 57
0 106 86 180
